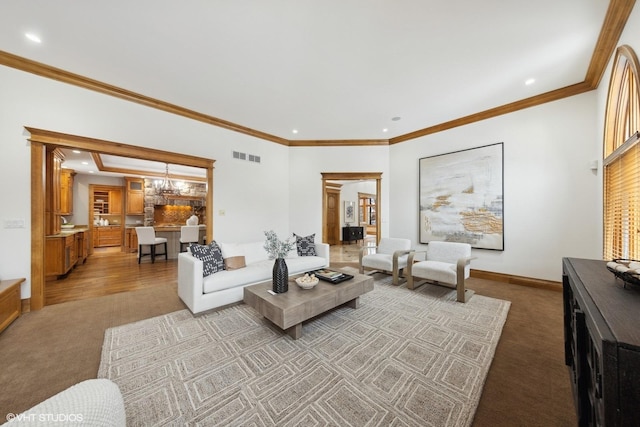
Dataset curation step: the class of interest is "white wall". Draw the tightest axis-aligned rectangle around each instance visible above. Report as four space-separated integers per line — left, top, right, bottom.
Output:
288 146 390 240
0 65 293 298
389 92 600 281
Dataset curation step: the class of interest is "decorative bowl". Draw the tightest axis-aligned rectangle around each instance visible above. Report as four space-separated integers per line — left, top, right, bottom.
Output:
606 259 640 288
295 275 319 289
61 224 75 229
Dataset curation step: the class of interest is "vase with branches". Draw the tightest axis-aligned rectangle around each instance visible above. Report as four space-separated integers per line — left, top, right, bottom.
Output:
263 230 295 293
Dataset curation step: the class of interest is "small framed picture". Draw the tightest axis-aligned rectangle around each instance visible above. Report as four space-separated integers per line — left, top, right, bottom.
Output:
344 201 355 224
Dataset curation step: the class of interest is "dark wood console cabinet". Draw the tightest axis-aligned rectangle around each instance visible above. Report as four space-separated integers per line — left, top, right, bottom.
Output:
342 226 364 244
563 257 640 426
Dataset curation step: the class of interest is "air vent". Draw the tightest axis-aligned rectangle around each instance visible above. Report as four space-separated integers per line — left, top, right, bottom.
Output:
233 151 260 164
232 151 246 160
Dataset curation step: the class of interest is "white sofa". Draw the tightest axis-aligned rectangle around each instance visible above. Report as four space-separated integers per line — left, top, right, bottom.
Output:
178 241 330 314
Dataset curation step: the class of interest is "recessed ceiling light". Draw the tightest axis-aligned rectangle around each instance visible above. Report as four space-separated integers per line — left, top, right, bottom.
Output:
25 33 41 43
72 149 81 154
382 128 388 133
292 129 298 134
88 171 95 174
81 161 89 165
525 78 536 86
391 116 401 122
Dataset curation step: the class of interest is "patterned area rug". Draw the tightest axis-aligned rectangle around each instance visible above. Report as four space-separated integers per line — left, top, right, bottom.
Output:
98 272 510 426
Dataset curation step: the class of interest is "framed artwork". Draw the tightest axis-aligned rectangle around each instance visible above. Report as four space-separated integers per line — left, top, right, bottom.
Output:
419 143 504 250
344 201 355 224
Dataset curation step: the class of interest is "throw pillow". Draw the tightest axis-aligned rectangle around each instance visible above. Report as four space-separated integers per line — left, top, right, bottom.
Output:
294 233 316 256
189 241 225 277
224 256 246 270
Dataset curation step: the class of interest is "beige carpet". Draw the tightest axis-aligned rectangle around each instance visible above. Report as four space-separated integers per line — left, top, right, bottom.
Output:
98 273 510 426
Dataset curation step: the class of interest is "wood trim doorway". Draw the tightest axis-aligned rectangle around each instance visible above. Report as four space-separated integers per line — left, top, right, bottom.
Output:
321 172 382 245
28 127 215 311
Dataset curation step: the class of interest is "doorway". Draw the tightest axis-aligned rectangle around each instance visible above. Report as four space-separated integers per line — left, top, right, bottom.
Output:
321 172 382 245
28 127 215 310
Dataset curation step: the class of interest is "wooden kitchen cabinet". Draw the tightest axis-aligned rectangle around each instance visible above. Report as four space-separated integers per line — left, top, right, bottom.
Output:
92 188 123 215
124 228 139 252
109 189 123 215
46 148 64 236
45 234 77 277
76 231 88 264
95 226 122 247
125 178 145 215
60 169 75 215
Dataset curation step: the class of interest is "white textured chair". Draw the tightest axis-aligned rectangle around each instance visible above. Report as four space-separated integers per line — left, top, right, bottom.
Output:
135 226 167 264
359 237 412 285
179 225 201 252
406 241 475 302
5 379 125 426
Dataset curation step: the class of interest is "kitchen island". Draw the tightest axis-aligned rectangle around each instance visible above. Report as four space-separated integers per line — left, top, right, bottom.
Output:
125 224 206 259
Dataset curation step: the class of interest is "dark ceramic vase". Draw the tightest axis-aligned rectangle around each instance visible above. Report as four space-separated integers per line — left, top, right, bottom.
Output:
272 258 288 293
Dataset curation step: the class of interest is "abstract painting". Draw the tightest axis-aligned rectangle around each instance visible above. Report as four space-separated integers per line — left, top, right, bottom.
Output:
419 143 504 250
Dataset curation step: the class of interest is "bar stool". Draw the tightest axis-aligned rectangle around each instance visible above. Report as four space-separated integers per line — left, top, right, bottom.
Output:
180 225 201 252
135 227 168 264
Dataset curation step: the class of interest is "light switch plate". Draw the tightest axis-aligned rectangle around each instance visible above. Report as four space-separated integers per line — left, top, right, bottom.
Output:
4 219 25 229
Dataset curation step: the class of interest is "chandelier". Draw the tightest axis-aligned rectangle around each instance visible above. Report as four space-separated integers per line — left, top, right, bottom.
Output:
155 163 181 196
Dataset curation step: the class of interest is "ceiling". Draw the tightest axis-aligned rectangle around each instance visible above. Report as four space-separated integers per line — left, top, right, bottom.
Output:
0 0 613 144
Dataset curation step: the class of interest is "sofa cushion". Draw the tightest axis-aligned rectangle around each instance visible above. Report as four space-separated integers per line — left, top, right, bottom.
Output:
243 242 270 264
412 260 457 285
294 233 316 256
219 242 244 259
189 241 224 276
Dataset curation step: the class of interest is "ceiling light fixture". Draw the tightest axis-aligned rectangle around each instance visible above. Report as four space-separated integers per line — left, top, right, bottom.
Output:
72 149 81 154
81 161 89 165
25 33 41 43
155 163 181 196
382 128 388 133
525 78 536 86
292 129 298 134
391 116 401 122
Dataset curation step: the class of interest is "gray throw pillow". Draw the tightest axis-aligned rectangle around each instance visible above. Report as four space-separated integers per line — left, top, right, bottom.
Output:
294 233 316 256
189 241 224 276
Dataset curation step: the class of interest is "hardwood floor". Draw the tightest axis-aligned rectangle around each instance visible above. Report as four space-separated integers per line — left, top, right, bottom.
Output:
45 247 178 306
44 239 377 306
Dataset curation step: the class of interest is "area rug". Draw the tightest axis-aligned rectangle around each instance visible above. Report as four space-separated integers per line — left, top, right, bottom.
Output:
98 272 510 426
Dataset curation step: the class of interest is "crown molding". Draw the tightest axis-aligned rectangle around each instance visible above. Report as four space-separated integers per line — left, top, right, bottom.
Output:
25 127 215 169
0 50 288 145
289 139 389 147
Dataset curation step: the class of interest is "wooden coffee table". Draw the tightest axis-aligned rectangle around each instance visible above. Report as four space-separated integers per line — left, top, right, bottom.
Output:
243 269 374 339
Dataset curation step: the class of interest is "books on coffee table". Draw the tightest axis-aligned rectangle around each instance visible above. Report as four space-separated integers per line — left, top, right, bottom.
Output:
307 268 354 284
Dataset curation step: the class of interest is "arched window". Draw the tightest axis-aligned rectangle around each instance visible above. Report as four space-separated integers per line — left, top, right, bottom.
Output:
603 45 640 260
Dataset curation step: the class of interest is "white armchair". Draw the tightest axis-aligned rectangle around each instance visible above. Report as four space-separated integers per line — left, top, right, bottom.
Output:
406 241 475 302
359 237 412 285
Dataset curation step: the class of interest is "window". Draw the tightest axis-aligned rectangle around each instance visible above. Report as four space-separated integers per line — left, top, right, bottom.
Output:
603 45 640 260
359 193 376 225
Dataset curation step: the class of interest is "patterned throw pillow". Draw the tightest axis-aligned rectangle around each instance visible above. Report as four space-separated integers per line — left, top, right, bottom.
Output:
189 241 225 277
294 233 316 256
